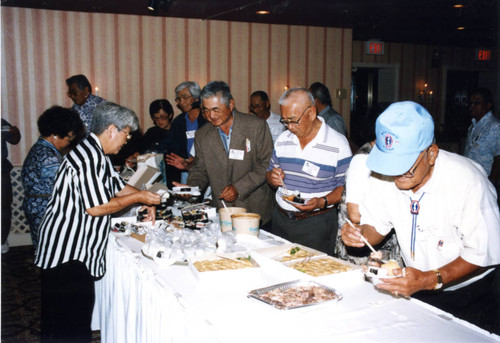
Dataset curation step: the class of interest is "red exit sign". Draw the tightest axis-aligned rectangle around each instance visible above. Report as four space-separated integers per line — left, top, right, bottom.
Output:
475 49 491 61
366 41 384 55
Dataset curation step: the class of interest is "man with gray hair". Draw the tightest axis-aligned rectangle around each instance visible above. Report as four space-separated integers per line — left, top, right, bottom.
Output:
178 81 274 227
267 88 352 254
165 81 207 187
35 101 161 342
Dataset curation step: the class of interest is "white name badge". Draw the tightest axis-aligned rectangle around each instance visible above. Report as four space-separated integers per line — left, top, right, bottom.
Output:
229 149 245 160
186 130 196 139
302 161 320 177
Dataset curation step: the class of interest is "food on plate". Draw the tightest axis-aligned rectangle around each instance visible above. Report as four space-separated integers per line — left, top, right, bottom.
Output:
257 285 339 309
290 258 351 277
381 260 401 276
193 257 254 272
281 246 317 261
369 250 384 261
282 193 305 204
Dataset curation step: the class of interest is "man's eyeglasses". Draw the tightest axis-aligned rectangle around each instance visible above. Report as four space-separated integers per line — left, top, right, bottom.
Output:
279 105 311 126
201 107 223 115
175 95 193 102
400 147 430 178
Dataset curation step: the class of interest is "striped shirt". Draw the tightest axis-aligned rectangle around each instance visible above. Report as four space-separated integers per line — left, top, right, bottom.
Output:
35 133 125 277
268 117 352 211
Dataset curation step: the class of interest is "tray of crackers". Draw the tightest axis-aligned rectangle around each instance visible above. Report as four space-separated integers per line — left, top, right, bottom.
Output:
284 255 358 277
188 252 261 282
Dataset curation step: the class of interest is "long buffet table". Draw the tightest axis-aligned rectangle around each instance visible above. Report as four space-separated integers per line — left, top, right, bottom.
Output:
92 230 500 343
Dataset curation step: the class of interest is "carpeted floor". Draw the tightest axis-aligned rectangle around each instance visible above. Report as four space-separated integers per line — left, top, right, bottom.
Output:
1 245 101 343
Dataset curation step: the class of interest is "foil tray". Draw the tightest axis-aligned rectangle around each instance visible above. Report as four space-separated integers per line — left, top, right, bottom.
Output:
247 279 342 310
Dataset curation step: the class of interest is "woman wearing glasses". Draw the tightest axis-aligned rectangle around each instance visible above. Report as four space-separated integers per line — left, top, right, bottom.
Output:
22 106 84 250
35 101 161 343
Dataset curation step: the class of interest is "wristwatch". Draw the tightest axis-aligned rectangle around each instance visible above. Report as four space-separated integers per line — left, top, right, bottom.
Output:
433 269 443 290
322 196 328 210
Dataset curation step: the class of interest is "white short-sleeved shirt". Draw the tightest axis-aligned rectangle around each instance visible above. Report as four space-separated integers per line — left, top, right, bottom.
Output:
360 150 500 273
266 111 286 144
345 153 371 205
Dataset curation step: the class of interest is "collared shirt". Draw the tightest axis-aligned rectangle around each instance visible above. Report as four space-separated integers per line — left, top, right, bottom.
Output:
72 94 105 136
217 115 234 154
360 150 500 277
266 111 286 144
464 111 500 176
185 113 199 157
267 117 352 211
317 105 347 136
35 133 126 277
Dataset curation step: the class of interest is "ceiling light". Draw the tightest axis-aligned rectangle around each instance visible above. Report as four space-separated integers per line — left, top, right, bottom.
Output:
457 26 465 30
147 0 157 11
453 4 465 8
256 10 270 15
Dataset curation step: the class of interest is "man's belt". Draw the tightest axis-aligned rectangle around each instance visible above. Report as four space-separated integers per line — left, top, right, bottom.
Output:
278 206 332 221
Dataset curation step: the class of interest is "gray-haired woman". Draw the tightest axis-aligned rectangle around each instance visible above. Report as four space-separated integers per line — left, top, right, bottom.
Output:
35 101 161 343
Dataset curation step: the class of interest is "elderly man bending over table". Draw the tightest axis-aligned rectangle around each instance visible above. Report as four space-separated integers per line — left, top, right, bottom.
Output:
35 102 161 343
266 88 352 255
342 101 500 334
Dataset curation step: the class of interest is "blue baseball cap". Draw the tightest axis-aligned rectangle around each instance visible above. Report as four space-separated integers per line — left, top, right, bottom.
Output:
367 101 434 176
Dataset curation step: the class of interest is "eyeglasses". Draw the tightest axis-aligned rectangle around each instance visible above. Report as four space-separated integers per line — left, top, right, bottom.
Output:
400 147 430 178
175 95 193 102
153 115 171 122
201 107 223 115
279 105 311 126
67 89 82 98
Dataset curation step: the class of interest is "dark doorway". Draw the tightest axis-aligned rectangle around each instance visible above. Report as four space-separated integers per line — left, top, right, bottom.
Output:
440 70 478 153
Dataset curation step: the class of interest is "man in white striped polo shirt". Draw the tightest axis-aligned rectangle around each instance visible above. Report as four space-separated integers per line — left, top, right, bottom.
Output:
35 102 161 343
266 88 352 254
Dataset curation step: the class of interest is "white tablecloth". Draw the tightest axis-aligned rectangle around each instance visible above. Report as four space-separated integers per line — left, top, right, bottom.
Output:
92 232 500 343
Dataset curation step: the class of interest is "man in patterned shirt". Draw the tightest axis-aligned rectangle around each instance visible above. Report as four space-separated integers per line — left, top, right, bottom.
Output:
66 74 105 137
464 88 500 200
266 88 352 254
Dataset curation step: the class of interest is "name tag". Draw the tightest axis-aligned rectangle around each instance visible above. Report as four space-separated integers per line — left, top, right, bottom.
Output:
186 130 196 139
229 149 245 160
302 161 320 177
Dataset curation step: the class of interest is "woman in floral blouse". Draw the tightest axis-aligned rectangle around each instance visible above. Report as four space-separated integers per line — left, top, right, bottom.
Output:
21 106 84 249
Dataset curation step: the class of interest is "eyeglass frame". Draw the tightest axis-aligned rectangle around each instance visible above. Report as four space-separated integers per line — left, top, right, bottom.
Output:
279 105 311 126
175 94 193 102
400 147 430 178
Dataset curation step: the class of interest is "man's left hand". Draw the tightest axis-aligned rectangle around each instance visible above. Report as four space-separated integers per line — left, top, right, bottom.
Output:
293 197 323 212
219 185 238 202
375 267 434 297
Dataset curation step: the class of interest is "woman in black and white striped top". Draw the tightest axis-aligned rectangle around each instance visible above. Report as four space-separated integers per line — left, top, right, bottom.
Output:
35 101 161 343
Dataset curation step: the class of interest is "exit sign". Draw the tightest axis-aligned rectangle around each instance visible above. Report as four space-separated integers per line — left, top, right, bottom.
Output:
366 41 384 55
475 49 491 61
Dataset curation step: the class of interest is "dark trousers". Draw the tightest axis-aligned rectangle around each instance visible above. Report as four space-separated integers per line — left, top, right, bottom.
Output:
272 206 338 255
413 268 500 335
1 170 13 244
41 261 95 343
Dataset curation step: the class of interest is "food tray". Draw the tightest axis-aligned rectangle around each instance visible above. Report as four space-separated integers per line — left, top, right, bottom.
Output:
283 255 359 277
188 252 261 282
247 279 342 310
254 243 326 262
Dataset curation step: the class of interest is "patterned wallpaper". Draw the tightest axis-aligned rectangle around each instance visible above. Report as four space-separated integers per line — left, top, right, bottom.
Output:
1 7 352 166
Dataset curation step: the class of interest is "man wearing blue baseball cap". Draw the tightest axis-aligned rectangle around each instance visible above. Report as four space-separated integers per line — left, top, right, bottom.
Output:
342 101 500 333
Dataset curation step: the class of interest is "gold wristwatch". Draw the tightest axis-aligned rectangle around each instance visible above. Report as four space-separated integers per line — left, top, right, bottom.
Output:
433 269 443 290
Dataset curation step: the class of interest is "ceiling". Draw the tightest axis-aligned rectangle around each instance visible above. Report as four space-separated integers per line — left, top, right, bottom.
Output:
2 0 499 48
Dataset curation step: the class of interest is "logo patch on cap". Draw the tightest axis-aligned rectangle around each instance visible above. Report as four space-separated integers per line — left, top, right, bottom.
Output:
381 131 399 151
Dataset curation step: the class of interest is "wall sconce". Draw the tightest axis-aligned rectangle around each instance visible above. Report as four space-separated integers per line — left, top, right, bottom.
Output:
283 85 290 91
419 83 433 104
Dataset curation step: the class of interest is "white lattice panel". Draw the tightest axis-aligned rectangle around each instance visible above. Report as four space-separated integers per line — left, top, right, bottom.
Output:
8 167 32 246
